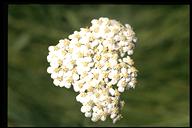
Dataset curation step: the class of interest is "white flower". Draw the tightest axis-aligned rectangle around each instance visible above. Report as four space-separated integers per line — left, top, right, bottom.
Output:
47 67 54 74
129 82 135 88
85 112 92 117
47 17 138 123
101 115 107 121
127 50 134 55
108 58 118 67
73 73 79 81
51 73 58 79
48 46 55 52
53 79 60 86
81 105 91 113
109 88 115 96
113 115 122 124
64 82 71 89
73 84 80 92
50 61 59 68
110 113 117 119
108 69 118 79
118 86 125 92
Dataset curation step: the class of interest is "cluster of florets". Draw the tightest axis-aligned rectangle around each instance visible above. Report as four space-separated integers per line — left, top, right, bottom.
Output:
47 17 138 123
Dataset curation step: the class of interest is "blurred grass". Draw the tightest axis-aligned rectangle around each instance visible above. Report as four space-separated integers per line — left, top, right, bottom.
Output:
8 5 189 127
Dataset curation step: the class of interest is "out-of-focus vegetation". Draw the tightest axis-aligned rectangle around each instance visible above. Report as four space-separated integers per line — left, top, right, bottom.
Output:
8 5 189 127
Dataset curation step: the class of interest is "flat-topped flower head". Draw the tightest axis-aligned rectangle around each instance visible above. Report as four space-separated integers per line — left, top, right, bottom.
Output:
47 17 138 123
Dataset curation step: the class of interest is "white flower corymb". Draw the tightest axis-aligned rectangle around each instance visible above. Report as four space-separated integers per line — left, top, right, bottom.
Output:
47 17 138 123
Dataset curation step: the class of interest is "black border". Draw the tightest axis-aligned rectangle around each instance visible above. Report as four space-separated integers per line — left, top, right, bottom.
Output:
1 2 8 128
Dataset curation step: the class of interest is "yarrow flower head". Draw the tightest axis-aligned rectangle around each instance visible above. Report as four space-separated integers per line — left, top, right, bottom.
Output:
47 17 138 123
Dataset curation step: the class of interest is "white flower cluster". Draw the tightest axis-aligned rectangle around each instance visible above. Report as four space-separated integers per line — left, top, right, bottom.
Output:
47 17 138 123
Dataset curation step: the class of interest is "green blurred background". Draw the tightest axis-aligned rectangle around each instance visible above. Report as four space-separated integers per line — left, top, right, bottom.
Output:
8 5 189 127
